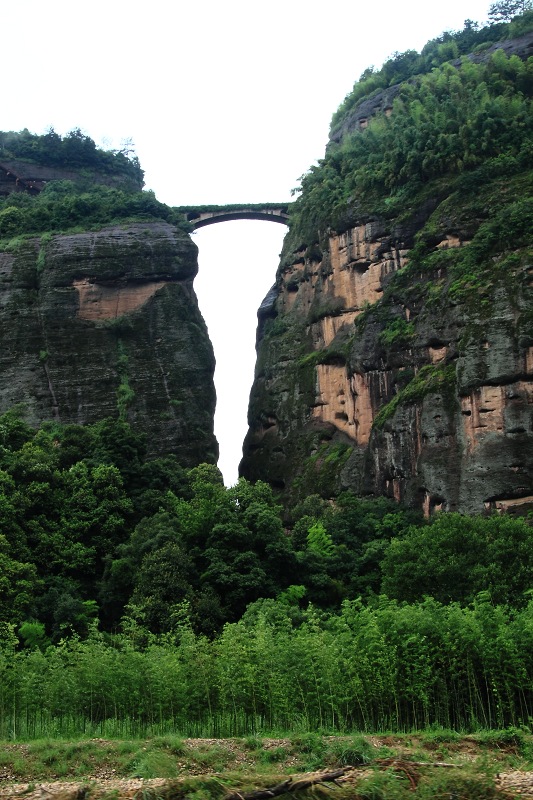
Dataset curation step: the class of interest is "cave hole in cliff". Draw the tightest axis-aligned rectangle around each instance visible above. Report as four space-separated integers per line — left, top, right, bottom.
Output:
192 220 287 486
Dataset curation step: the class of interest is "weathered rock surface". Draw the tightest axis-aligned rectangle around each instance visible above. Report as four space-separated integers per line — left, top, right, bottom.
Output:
0 221 217 464
241 203 533 514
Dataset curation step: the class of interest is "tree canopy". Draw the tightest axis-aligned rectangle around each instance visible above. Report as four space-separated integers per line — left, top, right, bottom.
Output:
0 128 144 187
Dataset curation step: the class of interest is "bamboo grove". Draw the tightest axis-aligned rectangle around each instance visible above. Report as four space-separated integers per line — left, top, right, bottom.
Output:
2 595 533 738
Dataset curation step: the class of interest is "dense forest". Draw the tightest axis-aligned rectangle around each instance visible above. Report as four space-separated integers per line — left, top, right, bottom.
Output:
1 10 533 741
1 410 533 736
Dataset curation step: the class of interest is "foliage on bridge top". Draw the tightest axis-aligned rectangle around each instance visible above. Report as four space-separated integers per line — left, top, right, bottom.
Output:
174 202 291 214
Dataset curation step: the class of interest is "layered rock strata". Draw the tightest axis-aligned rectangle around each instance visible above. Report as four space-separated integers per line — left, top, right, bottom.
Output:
0 221 217 465
241 215 533 515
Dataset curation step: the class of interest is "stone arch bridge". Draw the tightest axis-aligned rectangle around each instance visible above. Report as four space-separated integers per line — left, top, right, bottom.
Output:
177 204 290 230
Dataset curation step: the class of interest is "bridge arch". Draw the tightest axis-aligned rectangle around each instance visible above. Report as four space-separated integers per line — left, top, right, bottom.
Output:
178 204 290 230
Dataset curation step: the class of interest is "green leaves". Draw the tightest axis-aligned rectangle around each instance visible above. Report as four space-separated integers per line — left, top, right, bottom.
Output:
381 513 533 606
3 594 533 736
488 0 532 22
307 521 335 557
293 46 533 240
0 535 38 623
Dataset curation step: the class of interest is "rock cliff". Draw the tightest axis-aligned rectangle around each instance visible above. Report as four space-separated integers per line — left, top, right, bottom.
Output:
241 29 533 514
242 196 533 515
0 221 217 465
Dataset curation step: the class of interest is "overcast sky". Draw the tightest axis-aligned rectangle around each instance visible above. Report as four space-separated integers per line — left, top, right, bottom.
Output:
2 0 491 483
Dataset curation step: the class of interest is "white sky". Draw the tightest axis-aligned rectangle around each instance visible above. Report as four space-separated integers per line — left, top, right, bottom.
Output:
2 0 491 484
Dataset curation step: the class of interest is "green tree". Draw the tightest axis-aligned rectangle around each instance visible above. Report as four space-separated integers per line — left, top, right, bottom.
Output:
201 521 270 620
0 535 38 623
488 0 532 22
381 513 533 606
307 521 335 557
130 542 195 633
0 408 35 456
18 620 50 651
100 511 189 626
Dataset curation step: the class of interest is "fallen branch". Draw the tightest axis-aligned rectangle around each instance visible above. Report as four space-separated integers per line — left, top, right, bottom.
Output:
224 767 355 800
224 758 467 800
376 758 463 768
375 759 420 791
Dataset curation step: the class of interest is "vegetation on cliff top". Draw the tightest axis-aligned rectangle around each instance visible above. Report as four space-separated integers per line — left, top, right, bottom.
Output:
290 12 533 242
0 128 144 187
0 130 194 237
0 181 192 238
330 11 533 134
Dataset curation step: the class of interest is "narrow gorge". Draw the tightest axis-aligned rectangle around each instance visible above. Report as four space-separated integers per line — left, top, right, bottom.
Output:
1 22 533 517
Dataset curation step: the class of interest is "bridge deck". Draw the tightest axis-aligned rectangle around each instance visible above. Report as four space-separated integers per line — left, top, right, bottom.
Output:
177 204 290 230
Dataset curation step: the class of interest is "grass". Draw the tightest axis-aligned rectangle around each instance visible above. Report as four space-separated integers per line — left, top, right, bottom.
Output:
0 731 531 798
193 744 234 771
324 735 374 766
126 748 180 779
258 745 290 765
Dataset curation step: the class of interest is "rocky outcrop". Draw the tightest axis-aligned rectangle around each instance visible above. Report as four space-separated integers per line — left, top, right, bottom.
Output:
329 87 399 146
0 158 141 195
0 221 217 465
241 201 533 514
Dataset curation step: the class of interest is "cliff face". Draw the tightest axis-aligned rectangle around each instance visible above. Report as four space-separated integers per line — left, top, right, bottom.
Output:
0 221 217 465
241 35 533 514
242 202 533 514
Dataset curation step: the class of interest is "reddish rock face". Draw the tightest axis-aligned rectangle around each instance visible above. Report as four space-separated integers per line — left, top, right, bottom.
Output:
73 278 170 321
241 210 533 514
0 222 217 466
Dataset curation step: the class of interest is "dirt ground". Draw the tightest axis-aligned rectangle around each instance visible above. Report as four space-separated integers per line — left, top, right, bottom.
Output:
1 735 532 799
